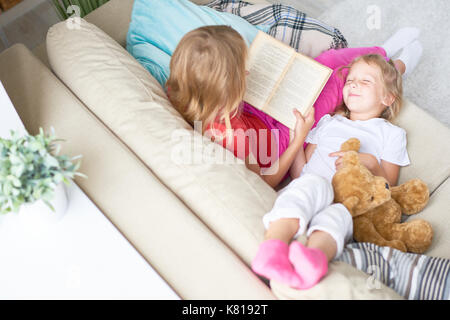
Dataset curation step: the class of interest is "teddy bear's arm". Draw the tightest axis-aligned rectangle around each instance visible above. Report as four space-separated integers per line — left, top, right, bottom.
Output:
390 179 429 214
353 216 407 252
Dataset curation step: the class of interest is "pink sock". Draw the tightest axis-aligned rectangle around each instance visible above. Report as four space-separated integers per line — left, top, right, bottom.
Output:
288 241 329 289
251 239 303 289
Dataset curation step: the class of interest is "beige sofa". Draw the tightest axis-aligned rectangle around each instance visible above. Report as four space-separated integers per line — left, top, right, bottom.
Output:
0 0 448 300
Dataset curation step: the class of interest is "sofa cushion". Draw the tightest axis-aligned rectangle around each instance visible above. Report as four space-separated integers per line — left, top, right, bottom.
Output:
46 18 414 299
47 18 275 265
393 102 450 193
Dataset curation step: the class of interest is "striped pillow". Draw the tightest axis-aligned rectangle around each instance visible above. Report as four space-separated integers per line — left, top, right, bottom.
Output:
338 242 450 300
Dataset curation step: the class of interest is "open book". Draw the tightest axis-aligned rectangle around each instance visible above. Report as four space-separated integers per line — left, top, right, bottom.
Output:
244 31 332 131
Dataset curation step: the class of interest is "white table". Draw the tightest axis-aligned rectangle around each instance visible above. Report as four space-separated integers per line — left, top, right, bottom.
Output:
0 81 179 300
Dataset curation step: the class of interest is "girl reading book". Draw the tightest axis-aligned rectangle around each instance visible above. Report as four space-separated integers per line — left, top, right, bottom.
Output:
166 25 312 188
252 32 424 289
166 26 421 195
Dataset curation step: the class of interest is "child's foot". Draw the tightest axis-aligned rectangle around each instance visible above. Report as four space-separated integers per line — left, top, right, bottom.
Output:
288 241 328 289
251 239 303 289
381 27 420 58
397 40 423 76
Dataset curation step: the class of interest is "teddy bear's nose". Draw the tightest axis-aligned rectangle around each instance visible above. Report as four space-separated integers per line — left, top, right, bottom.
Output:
385 183 389 190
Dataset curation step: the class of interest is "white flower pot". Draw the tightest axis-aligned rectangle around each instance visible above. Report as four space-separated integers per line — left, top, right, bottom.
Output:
18 182 69 225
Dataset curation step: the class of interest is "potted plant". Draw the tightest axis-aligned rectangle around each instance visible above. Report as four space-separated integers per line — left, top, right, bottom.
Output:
0 128 86 222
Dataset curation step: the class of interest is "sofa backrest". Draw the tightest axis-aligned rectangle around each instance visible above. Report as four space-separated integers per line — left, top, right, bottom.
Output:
82 0 270 48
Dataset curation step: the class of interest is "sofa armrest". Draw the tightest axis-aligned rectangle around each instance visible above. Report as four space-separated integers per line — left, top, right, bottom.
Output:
0 44 276 300
395 99 450 193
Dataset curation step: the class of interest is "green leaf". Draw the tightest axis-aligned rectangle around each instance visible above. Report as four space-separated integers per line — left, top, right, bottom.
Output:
0 128 86 214
3 182 12 196
44 154 60 168
43 199 55 212
11 164 25 177
10 176 21 188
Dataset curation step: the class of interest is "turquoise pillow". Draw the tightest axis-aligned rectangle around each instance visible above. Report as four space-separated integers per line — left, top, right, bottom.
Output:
126 0 269 88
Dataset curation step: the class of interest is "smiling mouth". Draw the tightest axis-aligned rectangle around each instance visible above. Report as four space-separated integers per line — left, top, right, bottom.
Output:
349 94 360 97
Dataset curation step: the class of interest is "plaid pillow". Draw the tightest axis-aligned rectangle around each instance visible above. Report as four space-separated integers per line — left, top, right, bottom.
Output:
206 0 348 58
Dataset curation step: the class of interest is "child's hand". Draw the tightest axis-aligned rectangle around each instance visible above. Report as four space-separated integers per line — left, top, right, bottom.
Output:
292 107 315 144
329 151 378 171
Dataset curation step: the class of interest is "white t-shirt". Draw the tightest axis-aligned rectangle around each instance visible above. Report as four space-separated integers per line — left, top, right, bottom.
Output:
301 114 410 183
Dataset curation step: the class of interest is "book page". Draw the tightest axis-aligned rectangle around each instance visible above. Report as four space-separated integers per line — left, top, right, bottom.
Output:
265 55 332 130
244 32 295 109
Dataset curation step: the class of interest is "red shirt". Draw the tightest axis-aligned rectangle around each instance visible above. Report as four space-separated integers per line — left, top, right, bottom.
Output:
167 86 277 168
205 111 277 168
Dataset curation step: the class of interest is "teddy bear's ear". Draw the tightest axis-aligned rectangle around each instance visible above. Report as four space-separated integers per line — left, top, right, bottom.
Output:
340 138 360 152
342 196 360 216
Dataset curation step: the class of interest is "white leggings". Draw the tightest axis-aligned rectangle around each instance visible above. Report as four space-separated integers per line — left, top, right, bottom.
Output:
263 173 353 258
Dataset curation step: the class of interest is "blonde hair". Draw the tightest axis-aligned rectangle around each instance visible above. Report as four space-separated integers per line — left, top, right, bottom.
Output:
166 25 248 132
333 54 403 121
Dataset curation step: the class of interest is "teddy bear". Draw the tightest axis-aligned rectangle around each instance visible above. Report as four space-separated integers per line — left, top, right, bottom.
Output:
332 138 433 254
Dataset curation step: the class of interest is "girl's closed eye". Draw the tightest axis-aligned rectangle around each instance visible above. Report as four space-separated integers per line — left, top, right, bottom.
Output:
346 79 372 86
